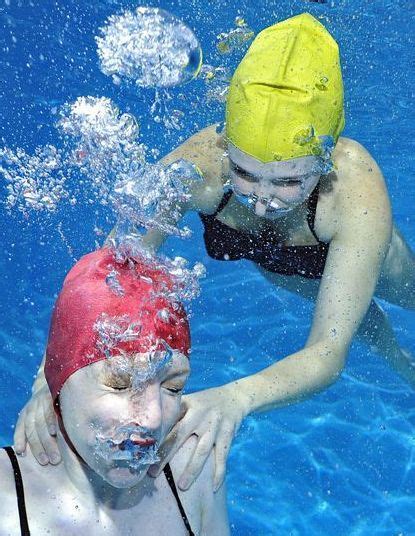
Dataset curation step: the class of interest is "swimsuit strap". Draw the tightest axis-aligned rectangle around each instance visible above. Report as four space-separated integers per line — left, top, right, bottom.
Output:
3 447 31 536
211 190 233 218
163 463 195 536
306 183 321 243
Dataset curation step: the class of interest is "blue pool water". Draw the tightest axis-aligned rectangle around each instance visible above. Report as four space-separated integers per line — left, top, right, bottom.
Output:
0 0 414 534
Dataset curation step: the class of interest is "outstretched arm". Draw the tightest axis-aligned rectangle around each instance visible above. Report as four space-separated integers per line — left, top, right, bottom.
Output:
153 142 392 490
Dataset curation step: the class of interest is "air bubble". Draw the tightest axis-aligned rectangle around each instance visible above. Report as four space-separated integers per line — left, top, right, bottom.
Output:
96 7 202 88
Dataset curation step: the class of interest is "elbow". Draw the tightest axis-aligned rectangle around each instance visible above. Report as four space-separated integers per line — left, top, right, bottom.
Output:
314 342 347 389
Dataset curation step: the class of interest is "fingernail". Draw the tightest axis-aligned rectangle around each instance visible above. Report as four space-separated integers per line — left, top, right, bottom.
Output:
39 454 49 465
50 453 61 464
178 478 189 490
48 425 57 435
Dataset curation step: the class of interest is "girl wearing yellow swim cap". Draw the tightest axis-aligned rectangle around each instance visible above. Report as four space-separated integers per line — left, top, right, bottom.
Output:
16 13 415 495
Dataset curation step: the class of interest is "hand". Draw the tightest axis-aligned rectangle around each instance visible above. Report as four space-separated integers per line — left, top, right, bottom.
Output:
13 384 61 465
149 384 249 492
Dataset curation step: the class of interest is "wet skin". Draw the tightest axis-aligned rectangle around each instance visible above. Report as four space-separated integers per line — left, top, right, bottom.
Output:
13 124 415 494
3 351 229 534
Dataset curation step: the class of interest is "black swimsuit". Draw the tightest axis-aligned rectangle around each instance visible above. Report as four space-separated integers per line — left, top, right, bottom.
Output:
199 185 329 279
3 446 195 536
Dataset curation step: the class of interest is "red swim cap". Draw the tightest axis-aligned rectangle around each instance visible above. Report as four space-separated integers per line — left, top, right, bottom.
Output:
45 247 190 403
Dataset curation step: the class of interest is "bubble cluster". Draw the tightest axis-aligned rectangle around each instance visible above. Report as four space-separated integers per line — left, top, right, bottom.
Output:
216 16 254 55
94 313 142 359
156 255 206 303
93 422 160 470
107 233 205 307
0 145 70 213
105 268 125 296
57 96 145 203
200 65 232 103
96 7 202 88
150 89 185 130
110 157 203 239
104 347 174 392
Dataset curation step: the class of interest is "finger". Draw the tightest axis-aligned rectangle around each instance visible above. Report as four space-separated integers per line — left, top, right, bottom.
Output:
13 409 28 455
36 417 61 465
213 424 234 492
149 419 192 477
26 420 49 465
42 394 57 436
178 426 217 491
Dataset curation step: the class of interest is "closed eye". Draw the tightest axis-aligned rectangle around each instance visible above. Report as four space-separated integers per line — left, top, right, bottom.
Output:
108 385 130 391
271 178 304 186
230 162 259 182
163 386 183 395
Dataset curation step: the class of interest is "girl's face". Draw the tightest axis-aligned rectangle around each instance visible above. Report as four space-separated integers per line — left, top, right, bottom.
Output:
226 143 324 219
60 350 190 489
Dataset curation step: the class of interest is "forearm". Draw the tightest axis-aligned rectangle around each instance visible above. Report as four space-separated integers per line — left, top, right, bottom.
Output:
230 340 347 415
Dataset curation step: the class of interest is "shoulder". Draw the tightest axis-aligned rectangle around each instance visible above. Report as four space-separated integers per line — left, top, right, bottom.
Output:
0 447 21 535
316 137 391 242
161 123 225 173
328 137 391 239
334 137 384 181
162 124 226 214
330 137 389 203
170 437 229 535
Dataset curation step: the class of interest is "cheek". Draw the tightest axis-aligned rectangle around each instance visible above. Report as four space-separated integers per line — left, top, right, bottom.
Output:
232 174 255 194
272 185 304 202
161 394 181 436
271 177 319 202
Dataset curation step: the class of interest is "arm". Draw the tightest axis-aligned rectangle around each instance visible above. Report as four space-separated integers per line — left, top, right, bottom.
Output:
154 142 392 490
111 123 225 253
230 142 392 412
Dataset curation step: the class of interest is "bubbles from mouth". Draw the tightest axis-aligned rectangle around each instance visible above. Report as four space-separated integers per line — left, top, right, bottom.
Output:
94 423 160 470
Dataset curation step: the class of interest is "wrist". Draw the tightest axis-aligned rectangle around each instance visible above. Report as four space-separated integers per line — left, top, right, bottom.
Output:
224 380 255 418
32 373 47 394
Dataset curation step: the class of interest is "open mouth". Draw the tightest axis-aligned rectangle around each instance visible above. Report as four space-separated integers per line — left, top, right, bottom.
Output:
94 424 161 468
118 437 156 451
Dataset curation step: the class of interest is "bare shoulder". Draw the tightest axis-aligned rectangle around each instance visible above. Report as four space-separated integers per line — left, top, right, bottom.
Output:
170 437 229 535
0 448 20 535
162 123 224 174
160 124 226 214
330 136 389 198
316 137 391 242
334 137 384 179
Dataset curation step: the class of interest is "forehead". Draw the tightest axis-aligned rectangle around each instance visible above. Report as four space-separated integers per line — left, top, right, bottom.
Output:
90 351 190 380
227 142 319 178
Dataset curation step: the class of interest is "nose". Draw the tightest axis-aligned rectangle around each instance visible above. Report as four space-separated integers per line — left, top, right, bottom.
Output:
254 198 267 216
129 383 162 433
254 180 276 216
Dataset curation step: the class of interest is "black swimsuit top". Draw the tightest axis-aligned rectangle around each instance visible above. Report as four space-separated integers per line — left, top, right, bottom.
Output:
199 185 329 279
3 446 195 536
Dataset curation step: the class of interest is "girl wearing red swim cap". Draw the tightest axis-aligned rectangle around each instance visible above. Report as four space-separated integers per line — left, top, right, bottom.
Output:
1 248 229 534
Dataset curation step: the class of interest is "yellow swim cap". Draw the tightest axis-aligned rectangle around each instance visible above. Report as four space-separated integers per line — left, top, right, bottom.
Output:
226 13 345 162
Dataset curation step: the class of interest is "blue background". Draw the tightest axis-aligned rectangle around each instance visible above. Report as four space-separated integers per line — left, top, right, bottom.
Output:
0 0 414 533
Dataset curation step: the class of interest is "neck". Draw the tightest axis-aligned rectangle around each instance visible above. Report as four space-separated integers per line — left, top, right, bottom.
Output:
57 432 154 509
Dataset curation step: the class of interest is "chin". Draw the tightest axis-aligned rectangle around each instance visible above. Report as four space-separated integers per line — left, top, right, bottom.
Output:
104 464 149 488
263 210 291 220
